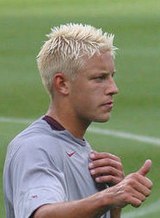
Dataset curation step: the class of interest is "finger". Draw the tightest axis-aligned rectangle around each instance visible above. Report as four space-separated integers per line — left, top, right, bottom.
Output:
90 166 123 178
131 179 152 196
89 158 123 171
90 151 121 162
138 159 152 176
95 174 123 185
130 197 143 208
129 189 151 208
120 186 143 207
125 172 153 192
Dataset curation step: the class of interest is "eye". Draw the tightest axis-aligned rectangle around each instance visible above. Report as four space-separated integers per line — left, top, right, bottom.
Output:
94 74 108 82
112 72 115 77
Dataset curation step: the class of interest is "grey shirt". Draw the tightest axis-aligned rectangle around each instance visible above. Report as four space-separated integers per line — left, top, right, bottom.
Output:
3 116 110 218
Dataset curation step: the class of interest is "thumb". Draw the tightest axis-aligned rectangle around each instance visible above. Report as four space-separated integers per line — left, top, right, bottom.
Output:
138 159 152 176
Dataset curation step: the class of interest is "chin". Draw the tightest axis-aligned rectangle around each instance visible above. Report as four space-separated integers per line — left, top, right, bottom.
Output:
93 115 111 123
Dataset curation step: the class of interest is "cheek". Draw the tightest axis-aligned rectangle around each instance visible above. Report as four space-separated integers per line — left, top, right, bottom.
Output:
70 82 104 107
79 92 100 110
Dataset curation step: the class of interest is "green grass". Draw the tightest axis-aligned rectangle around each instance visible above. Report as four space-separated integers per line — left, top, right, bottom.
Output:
1 0 160 217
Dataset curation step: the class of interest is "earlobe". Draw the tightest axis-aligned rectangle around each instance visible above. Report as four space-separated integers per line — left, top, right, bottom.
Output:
53 73 69 95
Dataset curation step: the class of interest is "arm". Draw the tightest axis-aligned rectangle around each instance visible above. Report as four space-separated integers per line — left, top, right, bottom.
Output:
110 208 121 218
88 152 153 218
33 193 109 218
33 160 152 218
89 151 124 218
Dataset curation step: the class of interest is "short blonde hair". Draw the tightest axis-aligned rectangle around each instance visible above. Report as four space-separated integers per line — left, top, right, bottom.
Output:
37 23 117 95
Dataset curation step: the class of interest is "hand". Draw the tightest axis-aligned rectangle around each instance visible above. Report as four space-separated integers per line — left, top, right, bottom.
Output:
106 159 153 208
89 151 124 186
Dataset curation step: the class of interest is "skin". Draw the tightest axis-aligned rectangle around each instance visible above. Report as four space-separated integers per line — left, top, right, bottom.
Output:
47 52 118 138
33 51 153 218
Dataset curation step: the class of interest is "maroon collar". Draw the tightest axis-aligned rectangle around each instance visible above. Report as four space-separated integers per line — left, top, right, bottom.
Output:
42 115 65 131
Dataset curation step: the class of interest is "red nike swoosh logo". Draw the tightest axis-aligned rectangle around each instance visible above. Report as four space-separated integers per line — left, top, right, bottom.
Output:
66 151 76 157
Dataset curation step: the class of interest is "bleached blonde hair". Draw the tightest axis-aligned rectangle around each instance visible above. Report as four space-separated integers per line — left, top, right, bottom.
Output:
37 23 117 95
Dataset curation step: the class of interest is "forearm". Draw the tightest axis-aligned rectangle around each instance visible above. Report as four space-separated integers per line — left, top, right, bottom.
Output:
110 208 121 218
33 168 152 218
34 192 110 218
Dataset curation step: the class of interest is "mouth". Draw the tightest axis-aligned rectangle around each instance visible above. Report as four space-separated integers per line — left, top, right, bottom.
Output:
101 101 113 111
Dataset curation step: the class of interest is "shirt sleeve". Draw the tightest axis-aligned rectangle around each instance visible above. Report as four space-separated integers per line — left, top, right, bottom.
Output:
11 139 66 218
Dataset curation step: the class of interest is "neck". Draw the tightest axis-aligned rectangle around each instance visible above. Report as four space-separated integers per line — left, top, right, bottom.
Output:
46 104 91 139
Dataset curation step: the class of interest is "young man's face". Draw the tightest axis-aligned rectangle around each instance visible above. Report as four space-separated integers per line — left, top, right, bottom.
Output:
68 51 119 124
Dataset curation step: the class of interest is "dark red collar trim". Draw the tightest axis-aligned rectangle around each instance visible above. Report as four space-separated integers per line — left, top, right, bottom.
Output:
42 115 65 131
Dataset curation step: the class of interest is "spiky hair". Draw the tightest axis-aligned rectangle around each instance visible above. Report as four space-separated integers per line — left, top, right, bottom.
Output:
37 23 117 95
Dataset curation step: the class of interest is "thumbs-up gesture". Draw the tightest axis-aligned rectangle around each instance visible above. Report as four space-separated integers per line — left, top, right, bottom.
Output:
104 159 153 208
127 159 153 207
138 159 152 176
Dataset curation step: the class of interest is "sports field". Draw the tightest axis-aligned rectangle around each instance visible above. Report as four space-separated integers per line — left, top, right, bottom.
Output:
1 0 160 217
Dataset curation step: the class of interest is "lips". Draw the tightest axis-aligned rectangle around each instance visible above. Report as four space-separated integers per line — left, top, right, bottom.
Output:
101 101 113 110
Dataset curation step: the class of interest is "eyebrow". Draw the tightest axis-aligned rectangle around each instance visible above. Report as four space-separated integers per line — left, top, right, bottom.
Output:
101 70 116 76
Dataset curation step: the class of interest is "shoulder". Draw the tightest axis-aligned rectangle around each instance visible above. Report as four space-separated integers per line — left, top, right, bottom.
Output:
6 118 62 162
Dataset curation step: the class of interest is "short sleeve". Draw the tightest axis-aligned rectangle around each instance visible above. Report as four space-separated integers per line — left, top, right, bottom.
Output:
11 140 66 218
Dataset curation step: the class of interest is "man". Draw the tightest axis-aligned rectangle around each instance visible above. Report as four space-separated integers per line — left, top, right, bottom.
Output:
3 23 152 218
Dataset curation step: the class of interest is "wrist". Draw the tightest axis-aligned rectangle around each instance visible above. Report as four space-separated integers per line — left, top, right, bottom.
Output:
96 188 115 210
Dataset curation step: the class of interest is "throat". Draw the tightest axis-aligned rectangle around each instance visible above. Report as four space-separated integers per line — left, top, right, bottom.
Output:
45 113 90 139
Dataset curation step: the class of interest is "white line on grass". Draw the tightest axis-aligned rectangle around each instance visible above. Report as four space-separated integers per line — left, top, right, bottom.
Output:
89 127 160 146
0 117 33 124
1 116 160 146
1 116 159 217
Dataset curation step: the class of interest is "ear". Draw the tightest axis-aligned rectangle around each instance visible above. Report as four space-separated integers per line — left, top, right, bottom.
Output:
53 72 70 95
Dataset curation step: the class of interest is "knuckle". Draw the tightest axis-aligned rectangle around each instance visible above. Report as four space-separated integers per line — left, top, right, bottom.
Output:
133 202 142 208
116 156 121 162
123 193 132 204
149 180 153 189
141 194 146 202
127 172 139 181
127 178 135 187
146 189 151 197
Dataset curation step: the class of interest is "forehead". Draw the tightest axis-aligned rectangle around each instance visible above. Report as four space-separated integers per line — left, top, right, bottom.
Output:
82 51 115 73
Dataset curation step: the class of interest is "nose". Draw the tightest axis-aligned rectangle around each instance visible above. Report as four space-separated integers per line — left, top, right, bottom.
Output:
112 80 119 95
106 77 119 95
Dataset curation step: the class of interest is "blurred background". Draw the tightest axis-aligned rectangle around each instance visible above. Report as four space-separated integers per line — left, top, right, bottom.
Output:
1 0 160 217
